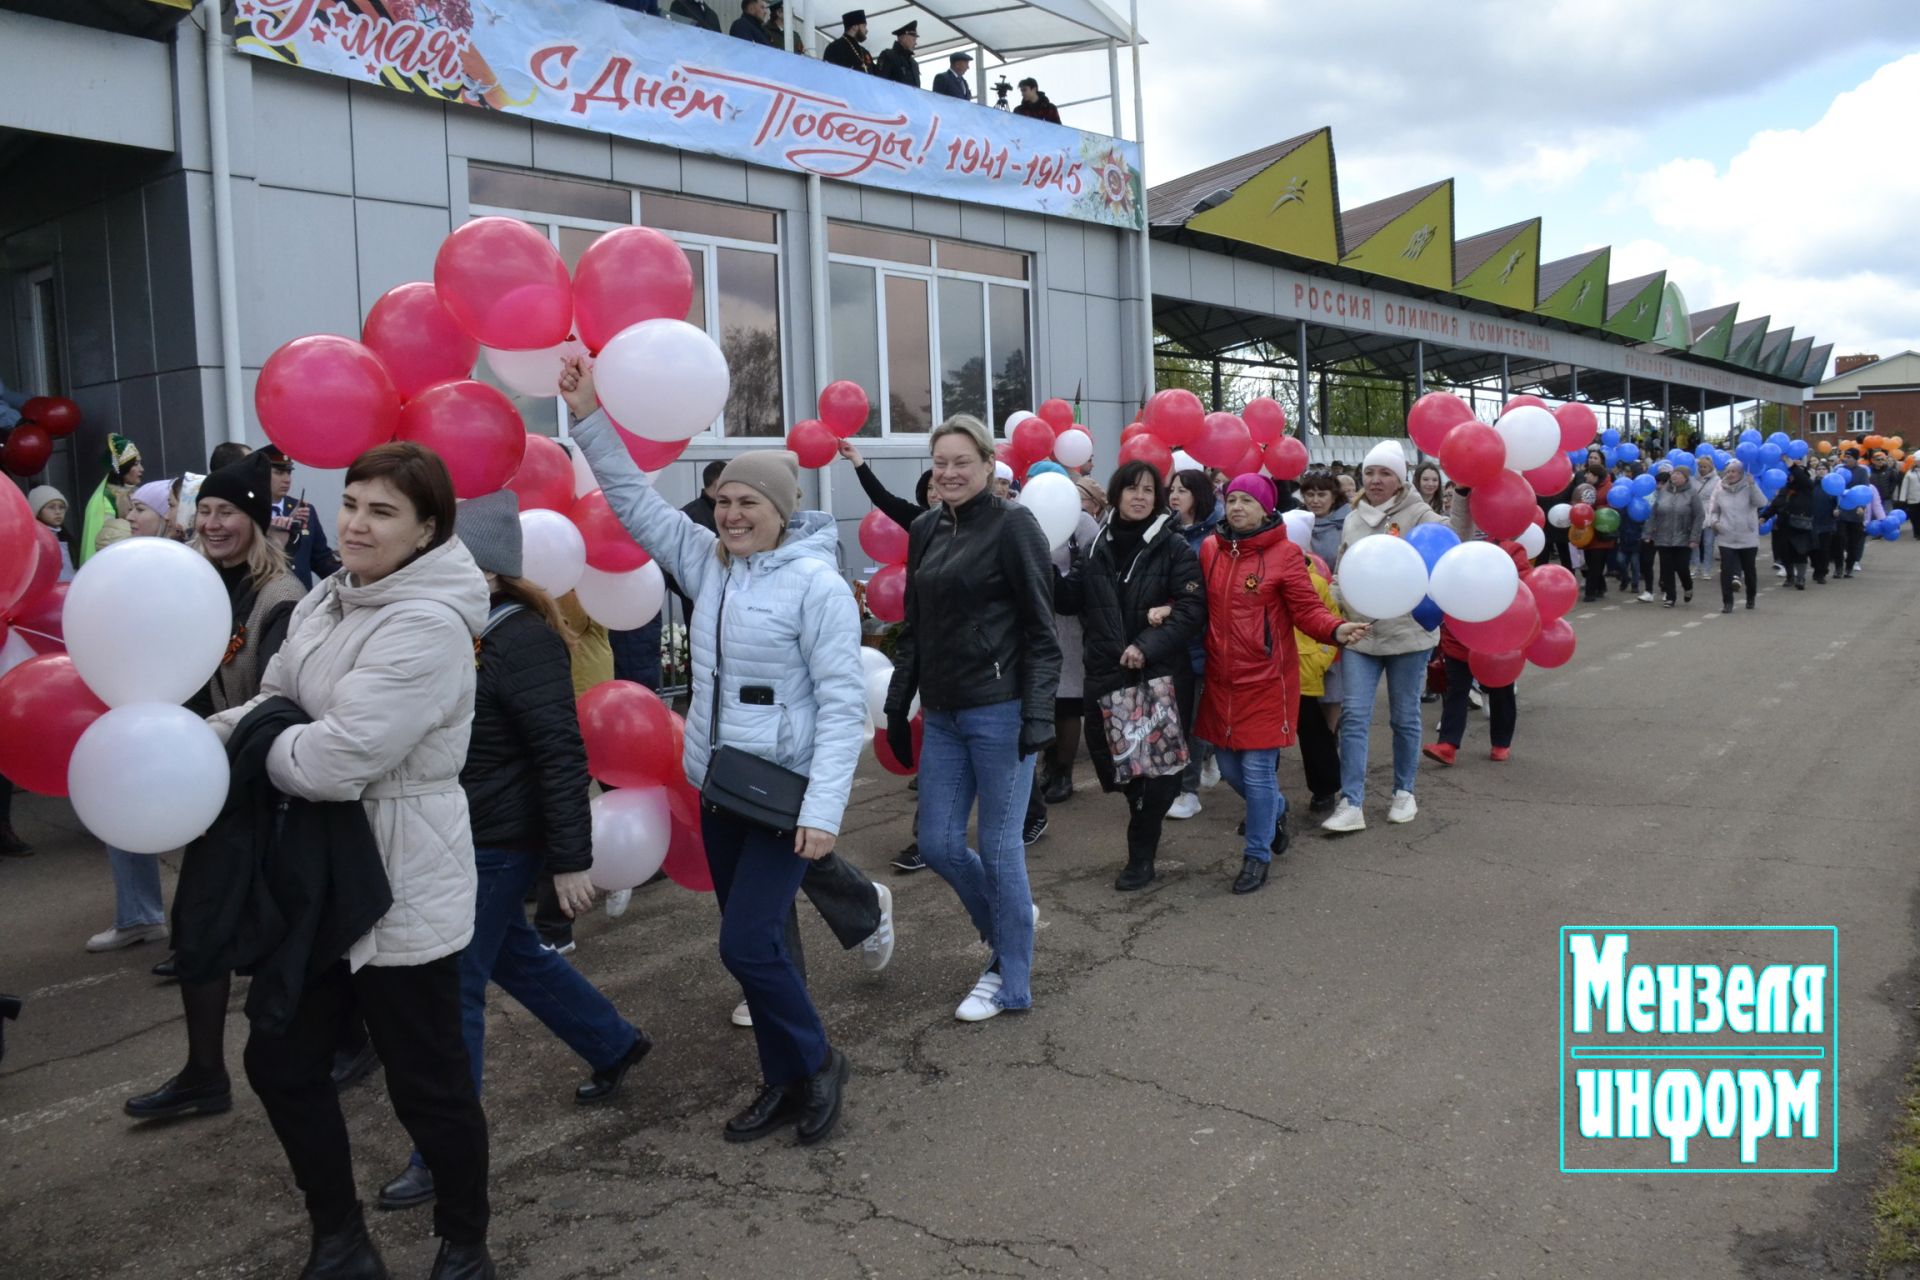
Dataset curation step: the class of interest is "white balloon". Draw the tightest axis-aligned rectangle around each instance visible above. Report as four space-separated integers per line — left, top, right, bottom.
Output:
865 667 892 728
1170 450 1199 475
1053 428 1094 469
483 337 590 399
1003 410 1036 442
1428 541 1521 623
0 631 34 681
68 703 228 854
568 441 599 498
574 560 665 630
1517 524 1546 559
858 646 894 683
1282 510 1315 550
519 510 587 597
66 538 232 708
1015 471 1080 552
1495 405 1561 472
1547 502 1572 529
1336 534 1429 620
594 319 729 443
587 786 672 892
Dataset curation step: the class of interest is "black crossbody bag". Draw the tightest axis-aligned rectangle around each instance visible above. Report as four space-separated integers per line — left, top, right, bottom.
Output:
698 578 811 834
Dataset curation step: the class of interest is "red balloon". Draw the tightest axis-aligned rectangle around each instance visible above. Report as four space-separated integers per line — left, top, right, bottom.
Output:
1503 395 1549 414
571 490 651 572
1118 432 1174 479
858 509 908 564
572 226 695 354
1554 401 1598 452
0 478 38 615
1263 435 1309 481
787 419 838 469
360 282 479 401
1190 412 1251 470
1528 505 1546 528
9 526 60 620
433 216 573 350
1525 617 1577 669
21 396 80 437
3 423 52 477
1568 502 1595 529
873 713 923 776
1231 442 1265 479
394 379 526 498
1010 415 1054 463
660 776 713 892
1451 581 1538 654
0 654 108 795
1469 470 1538 540
1522 450 1573 498
506 435 575 513
1121 420 1152 444
1468 648 1526 688
1522 564 1578 622
1242 397 1288 446
1407 392 1473 455
577 680 679 788
866 563 907 622
818 381 871 438
10 581 65 652
1439 421 1506 488
610 419 691 471
1037 398 1076 434
1145 388 1204 448
257 335 401 469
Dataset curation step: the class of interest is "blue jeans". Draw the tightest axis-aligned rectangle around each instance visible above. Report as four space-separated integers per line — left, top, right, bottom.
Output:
1696 527 1715 573
108 846 165 930
1339 648 1428 807
918 699 1036 1010
1215 747 1282 862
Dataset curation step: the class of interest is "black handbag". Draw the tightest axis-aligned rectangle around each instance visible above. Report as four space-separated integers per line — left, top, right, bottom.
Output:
697 578 810 834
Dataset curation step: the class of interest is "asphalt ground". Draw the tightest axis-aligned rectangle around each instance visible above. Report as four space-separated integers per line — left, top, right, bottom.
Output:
3 545 1918 1279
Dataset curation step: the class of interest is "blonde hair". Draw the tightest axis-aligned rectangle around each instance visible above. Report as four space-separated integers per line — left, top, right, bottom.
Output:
930 414 994 463
193 517 290 594
492 575 576 650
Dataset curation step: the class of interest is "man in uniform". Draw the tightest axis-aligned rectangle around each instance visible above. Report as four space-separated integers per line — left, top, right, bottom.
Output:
874 19 921 86
932 51 973 100
822 9 875 73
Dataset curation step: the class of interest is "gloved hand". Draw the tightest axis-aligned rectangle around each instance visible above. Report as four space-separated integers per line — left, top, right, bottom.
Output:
1019 723 1055 760
886 714 916 769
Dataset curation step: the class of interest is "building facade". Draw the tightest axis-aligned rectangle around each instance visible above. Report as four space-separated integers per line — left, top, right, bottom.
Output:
1785 352 1920 444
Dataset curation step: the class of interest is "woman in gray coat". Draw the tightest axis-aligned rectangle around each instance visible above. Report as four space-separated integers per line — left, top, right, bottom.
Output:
1706 459 1768 612
1647 464 1704 609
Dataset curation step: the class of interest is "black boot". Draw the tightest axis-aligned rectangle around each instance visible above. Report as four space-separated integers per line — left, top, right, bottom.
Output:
125 1070 232 1120
330 1040 379 1091
426 1239 495 1280
575 1030 652 1104
300 1204 388 1280
1042 770 1072 804
1231 857 1270 895
1114 853 1156 892
724 1082 801 1143
1271 813 1292 859
0 825 31 857
796 1046 849 1146
376 1161 435 1212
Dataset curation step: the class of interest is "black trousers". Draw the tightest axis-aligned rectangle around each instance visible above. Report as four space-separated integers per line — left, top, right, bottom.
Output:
781 852 883 976
1542 525 1572 569
1811 532 1836 581
1840 521 1866 571
1296 693 1341 801
1656 545 1693 603
245 956 489 1244
1580 546 1611 598
1437 655 1516 750
1720 547 1758 607
1123 773 1183 862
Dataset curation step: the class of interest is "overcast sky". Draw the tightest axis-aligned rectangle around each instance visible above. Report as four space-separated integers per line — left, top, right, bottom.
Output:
1019 0 1920 371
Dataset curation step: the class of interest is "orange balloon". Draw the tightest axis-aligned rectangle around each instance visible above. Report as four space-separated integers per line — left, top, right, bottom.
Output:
1893 436 1906 449
1569 525 1595 548
1815 440 1833 454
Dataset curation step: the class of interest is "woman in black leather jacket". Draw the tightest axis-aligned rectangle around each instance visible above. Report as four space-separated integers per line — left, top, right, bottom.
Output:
885 415 1061 1023
1060 460 1205 891
375 491 652 1215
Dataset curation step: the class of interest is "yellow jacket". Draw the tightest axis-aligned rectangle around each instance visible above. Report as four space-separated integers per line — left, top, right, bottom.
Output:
1295 564 1342 698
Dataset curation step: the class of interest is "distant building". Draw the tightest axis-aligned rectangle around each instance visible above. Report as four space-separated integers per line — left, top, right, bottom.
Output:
1786 352 1920 443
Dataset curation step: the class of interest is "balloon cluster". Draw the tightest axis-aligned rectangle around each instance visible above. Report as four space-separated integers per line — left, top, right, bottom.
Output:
575 681 712 893
1407 392 1591 552
3 396 81 477
1116 391 1306 485
786 380 873 469
1869 511 1910 541
1815 432 1908 468
993 397 1084 484
858 646 921 775
0 528 232 854
860 500 910 624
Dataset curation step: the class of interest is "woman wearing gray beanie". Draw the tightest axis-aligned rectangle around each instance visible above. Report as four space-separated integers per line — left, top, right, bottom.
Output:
561 357 865 1147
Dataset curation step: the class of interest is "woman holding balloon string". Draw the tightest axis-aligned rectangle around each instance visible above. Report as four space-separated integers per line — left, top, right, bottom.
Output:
374 490 653 1215
561 358 865 1142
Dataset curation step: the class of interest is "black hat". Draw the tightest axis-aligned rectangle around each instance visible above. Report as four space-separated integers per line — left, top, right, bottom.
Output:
894 20 917 36
841 9 865 25
950 51 972 63
769 2 783 11
198 449 275 533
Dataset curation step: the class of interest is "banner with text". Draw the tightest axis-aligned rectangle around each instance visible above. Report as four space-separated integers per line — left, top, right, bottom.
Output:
236 0 1144 231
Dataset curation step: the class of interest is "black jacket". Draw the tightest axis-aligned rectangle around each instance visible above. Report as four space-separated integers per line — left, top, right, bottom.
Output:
931 69 972 100
172 697 390 1035
728 14 773 43
1014 94 1062 124
459 607 593 874
822 34 874 72
854 462 930 532
888 488 1061 735
875 42 920 86
669 0 720 31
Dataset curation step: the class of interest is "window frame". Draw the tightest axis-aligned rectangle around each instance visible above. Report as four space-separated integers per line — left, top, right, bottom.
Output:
1847 409 1874 435
1807 410 1836 435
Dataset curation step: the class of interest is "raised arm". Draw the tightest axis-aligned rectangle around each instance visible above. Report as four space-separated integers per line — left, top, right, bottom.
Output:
838 440 925 531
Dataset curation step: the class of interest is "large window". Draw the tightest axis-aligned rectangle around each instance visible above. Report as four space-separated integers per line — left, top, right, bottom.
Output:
467 166 786 440
827 223 1031 437
1848 409 1874 434
1808 410 1836 434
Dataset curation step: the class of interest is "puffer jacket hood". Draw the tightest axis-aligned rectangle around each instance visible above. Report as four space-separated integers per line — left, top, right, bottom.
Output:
1336 486 1444 656
207 537 489 969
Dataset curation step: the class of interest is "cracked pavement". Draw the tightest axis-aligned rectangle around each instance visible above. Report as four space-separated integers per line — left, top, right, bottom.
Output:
4 552 1920 1278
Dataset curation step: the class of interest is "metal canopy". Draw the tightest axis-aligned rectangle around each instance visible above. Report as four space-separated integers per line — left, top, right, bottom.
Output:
818 0 1139 59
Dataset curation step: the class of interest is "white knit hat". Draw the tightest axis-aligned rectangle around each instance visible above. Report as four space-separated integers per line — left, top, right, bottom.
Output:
1362 441 1408 483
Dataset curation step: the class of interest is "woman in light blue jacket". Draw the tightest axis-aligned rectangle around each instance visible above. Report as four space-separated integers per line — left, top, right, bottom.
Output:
562 360 865 1148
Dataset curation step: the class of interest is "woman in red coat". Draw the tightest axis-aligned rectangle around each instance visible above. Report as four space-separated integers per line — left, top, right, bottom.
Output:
1194 476 1368 894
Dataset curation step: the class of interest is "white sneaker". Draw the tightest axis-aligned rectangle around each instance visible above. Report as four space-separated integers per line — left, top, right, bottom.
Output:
1467 687 1485 711
730 999 753 1028
1321 799 1366 834
1167 792 1202 820
955 970 1004 1022
86 923 168 953
604 888 632 918
861 882 895 971
1637 591 1656 603
1199 757 1221 789
1387 790 1418 824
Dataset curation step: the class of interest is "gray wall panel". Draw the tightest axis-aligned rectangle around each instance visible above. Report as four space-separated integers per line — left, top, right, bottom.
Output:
957 205 1005 247
680 154 749 204
1043 219 1084 294
745 167 807 213
353 200 453 314
253 64 354 196
531 122 614 180
859 188 911 230
910 197 961 238
245 187 359 364
145 172 206 373
1189 250 1234 307
1082 227 1121 300
61 206 115 388
1003 212 1046 251
1083 294 1122 403
448 106 535 168
348 85 450 207
821 181 862 220
156 367 208 471
611 140 680 192
105 189 155 381
1046 291 1087 402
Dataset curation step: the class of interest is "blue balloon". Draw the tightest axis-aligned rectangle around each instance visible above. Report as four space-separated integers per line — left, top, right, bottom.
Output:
1619 444 1641 462
1567 449 1587 468
1693 441 1714 458
1666 449 1690 467
1763 466 1788 488
1714 450 1731 470
1785 439 1809 460
1607 485 1633 510
1404 522 1461 571
1603 448 1620 467
1735 442 1760 469
1897 510 1911 525
1740 428 1762 446
1867 519 1887 538
1890 525 1905 542
1758 517 1775 534
1759 444 1784 470
1632 473 1657 496
1600 429 1621 447
1821 472 1847 496
1628 497 1652 522
1411 596 1442 631
1767 432 1790 448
